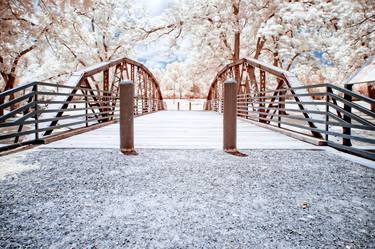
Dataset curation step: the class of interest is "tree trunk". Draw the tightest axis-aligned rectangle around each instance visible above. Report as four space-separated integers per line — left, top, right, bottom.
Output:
368 84 375 112
232 0 241 84
233 32 241 83
0 74 16 116
254 37 266 59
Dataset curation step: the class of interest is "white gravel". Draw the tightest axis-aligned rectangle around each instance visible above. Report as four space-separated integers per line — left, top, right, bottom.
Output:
0 149 374 248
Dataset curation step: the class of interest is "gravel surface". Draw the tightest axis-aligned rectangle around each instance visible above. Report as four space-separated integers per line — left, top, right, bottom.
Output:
0 149 374 248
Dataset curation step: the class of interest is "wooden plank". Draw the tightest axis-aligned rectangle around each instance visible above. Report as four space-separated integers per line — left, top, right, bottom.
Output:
42 111 318 150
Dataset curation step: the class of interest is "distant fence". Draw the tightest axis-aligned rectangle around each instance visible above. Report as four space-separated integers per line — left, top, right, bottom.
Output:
0 58 164 152
205 58 375 160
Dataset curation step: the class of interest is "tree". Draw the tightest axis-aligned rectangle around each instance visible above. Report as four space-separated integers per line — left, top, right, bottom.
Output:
0 0 147 113
156 62 190 98
0 0 53 114
316 0 375 81
141 0 374 93
189 83 202 98
47 0 141 69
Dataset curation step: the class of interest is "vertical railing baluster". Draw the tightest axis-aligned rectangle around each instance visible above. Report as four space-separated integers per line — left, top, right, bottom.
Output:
135 97 139 116
278 91 281 128
325 85 330 142
34 84 39 140
343 84 352 146
246 94 250 119
85 89 88 127
259 70 266 123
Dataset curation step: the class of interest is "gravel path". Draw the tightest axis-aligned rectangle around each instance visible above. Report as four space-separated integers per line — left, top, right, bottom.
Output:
0 149 374 248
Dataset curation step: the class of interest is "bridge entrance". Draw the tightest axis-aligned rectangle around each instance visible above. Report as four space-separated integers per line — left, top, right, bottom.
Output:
0 57 374 160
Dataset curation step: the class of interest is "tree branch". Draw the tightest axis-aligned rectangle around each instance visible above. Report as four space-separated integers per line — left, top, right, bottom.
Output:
10 44 36 74
108 45 122 60
287 53 300 71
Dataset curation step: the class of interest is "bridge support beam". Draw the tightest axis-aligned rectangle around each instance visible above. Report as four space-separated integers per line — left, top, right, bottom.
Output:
120 80 137 155
223 79 237 152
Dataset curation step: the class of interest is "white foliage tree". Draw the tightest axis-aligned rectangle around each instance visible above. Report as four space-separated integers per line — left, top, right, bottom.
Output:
0 0 52 110
45 0 143 72
140 0 374 97
1 0 373 102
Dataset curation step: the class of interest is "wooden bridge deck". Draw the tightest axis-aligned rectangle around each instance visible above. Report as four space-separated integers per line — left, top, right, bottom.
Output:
42 111 317 150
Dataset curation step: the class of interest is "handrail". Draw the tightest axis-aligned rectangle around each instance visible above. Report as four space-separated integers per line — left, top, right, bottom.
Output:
206 59 375 160
328 83 374 104
39 57 163 136
0 82 36 99
0 57 164 152
345 80 375 87
206 57 324 139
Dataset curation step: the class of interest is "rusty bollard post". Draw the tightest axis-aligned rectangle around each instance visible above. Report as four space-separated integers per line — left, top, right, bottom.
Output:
120 80 137 155
223 79 237 152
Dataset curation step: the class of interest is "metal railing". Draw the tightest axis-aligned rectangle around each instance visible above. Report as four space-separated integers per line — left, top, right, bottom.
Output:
0 58 164 152
206 58 375 160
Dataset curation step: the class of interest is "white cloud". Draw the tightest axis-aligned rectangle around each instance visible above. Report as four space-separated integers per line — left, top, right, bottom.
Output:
134 0 184 70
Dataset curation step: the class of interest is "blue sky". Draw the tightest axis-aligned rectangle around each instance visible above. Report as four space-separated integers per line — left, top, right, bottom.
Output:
135 0 180 69
313 51 334 66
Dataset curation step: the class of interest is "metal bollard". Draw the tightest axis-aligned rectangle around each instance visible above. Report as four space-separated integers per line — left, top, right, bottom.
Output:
120 80 137 155
177 102 180 111
223 79 237 152
189 102 192 111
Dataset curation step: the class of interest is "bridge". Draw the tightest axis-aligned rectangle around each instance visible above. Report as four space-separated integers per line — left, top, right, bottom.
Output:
0 57 374 248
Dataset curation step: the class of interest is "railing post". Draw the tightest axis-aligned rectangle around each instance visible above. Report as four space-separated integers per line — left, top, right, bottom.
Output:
325 85 330 142
84 90 88 127
34 84 39 140
277 91 281 128
246 95 250 119
135 97 139 116
120 80 137 155
343 84 352 146
278 88 286 128
223 79 237 152
369 83 375 112
259 70 266 123
221 98 224 113
141 97 144 115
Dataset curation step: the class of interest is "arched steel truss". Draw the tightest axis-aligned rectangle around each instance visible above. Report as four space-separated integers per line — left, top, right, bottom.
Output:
205 58 375 160
205 58 324 139
42 57 164 136
0 57 164 150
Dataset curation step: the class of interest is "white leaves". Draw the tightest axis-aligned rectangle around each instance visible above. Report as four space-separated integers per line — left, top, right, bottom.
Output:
1 0 373 93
